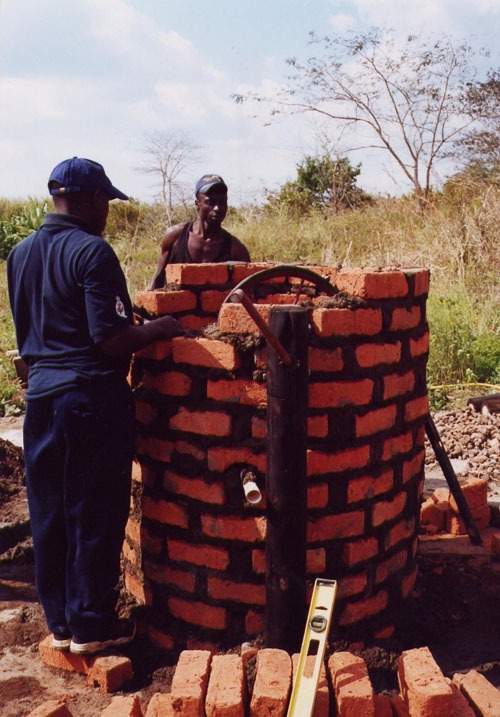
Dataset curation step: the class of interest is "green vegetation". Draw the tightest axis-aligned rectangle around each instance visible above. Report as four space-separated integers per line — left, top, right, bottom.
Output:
0 170 498 415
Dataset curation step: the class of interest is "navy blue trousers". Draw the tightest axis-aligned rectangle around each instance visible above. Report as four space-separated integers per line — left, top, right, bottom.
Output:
23 380 134 641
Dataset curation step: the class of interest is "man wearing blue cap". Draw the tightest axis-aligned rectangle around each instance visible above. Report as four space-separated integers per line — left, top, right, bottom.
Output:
7 157 184 656
149 173 250 289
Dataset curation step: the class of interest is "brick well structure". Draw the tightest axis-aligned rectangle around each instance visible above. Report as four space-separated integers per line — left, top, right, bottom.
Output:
124 262 430 652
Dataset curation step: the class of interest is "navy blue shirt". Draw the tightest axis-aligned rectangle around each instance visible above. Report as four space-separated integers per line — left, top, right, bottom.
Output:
7 213 133 399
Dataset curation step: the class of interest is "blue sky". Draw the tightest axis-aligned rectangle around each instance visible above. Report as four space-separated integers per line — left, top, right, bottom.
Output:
1 0 499 205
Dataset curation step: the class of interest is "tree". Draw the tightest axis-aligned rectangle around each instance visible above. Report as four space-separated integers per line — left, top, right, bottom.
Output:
236 28 488 204
138 130 202 218
273 154 371 215
459 70 500 169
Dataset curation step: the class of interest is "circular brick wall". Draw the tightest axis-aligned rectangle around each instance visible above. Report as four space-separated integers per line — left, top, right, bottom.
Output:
124 263 430 652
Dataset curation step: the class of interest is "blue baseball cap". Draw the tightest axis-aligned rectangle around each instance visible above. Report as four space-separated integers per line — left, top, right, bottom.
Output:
195 174 227 195
48 157 129 200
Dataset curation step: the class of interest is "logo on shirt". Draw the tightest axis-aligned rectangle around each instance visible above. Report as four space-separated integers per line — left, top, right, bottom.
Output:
115 295 127 318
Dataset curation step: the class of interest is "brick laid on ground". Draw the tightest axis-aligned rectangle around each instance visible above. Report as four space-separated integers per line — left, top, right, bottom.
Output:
250 648 291 716
328 651 375 716
205 654 246 717
453 670 500 717
100 695 143 716
291 652 330 717
144 693 174 717
170 650 212 716
25 700 73 717
398 646 453 716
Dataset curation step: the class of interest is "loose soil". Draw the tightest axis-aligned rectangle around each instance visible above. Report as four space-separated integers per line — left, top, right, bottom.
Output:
0 408 499 716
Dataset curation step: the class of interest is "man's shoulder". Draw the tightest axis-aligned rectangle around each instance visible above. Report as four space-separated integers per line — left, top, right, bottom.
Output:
163 221 190 245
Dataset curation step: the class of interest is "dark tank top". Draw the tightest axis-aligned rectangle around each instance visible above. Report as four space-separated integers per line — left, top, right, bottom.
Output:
169 222 234 263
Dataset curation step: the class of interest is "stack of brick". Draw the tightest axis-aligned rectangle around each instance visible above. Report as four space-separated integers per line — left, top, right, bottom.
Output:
420 477 491 536
31 644 500 716
124 263 430 650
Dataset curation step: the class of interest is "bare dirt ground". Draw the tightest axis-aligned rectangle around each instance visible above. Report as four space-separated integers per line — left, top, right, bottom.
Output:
0 407 499 716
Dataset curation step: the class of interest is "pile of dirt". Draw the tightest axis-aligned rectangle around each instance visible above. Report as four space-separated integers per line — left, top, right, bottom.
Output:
0 407 499 715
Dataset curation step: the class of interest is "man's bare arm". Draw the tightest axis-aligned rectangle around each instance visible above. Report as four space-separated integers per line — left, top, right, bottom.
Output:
149 224 184 290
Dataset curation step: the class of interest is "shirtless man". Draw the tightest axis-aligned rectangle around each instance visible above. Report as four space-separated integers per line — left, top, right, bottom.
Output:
149 174 250 289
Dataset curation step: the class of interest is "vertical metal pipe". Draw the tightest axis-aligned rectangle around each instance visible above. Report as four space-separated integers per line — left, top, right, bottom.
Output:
265 305 309 652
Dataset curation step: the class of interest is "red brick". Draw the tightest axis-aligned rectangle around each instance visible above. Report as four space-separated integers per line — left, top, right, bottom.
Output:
382 430 413 460
142 370 192 397
200 289 228 313
308 346 344 371
175 439 206 461
134 400 158 425
25 700 73 717
347 469 394 503
337 571 368 599
383 371 415 400
205 654 245 717
453 670 500 717
356 342 401 367
207 577 266 605
448 477 488 514
135 436 173 463
447 682 476 717
164 467 225 507
135 289 197 315
141 496 189 528
402 451 425 484
342 537 379 566
309 379 374 407
134 339 172 360
447 505 491 535
310 308 382 337
356 405 397 438
405 395 429 422
201 514 267 542
251 549 266 574
389 694 410 716
338 591 389 626
307 445 370 476
166 262 229 286
384 518 416 550
390 306 421 331
338 269 409 299
410 332 429 357
169 597 228 630
401 566 418 599
250 649 291 716
413 269 430 296
39 635 91 675
207 447 266 473
170 407 232 437
207 378 268 405
100 694 143 716
168 539 229 570
420 497 447 531
245 609 265 635
218 302 270 333
86 655 134 693
145 561 197 593
307 547 326 573
170 649 212 716
372 492 407 527
328 651 375 716
172 336 241 370
230 263 269 285
145 693 174 717
375 550 408 585
307 511 365 541
180 315 216 331
307 414 328 438
308 482 329 508
398 647 453 717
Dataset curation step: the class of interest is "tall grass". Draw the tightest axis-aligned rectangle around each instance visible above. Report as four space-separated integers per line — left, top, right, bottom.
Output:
0 182 498 414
